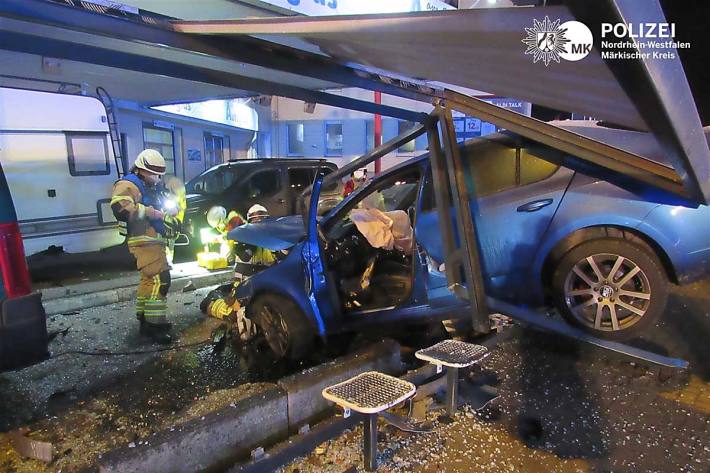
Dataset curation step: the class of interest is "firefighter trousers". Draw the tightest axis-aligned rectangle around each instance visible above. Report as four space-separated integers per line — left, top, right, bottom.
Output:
129 244 171 325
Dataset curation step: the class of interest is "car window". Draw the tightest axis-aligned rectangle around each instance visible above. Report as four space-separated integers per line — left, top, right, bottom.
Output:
520 149 559 186
461 140 517 197
248 170 280 198
187 167 239 195
356 176 419 213
288 168 314 192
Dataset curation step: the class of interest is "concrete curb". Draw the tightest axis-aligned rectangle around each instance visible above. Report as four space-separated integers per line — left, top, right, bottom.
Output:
97 339 402 473
43 271 232 316
99 384 288 473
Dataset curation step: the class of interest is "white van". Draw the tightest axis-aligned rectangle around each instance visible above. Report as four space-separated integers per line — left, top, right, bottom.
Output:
0 87 122 256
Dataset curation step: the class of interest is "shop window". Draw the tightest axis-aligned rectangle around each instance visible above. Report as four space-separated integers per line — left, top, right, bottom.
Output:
288 122 305 156
397 120 416 154
66 133 110 176
143 123 175 175
325 122 343 156
366 120 375 152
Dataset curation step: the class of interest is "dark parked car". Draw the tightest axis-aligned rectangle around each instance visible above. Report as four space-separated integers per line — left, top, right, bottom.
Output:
229 123 710 359
183 159 341 251
0 161 48 371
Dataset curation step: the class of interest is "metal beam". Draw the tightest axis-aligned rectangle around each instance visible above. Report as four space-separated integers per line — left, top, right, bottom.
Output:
442 90 690 199
321 123 429 188
0 0 441 103
564 0 710 205
0 30 426 123
436 106 489 335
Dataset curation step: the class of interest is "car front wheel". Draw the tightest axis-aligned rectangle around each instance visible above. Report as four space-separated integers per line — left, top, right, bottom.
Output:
250 294 313 360
551 238 668 340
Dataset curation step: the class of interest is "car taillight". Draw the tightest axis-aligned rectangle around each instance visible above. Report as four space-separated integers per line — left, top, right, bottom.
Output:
0 222 32 298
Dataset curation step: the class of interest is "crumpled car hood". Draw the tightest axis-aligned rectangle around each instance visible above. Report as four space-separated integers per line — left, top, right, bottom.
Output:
227 215 305 251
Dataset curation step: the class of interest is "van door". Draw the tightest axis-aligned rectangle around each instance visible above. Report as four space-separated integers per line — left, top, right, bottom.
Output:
227 168 289 217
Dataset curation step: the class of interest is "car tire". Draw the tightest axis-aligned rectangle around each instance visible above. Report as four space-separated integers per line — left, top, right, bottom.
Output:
551 238 668 340
250 294 313 360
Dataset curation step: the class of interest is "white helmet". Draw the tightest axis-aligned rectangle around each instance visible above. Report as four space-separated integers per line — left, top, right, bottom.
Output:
247 204 269 223
134 149 166 175
206 206 227 229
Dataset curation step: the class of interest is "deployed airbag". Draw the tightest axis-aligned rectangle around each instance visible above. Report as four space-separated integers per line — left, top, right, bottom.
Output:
350 208 413 253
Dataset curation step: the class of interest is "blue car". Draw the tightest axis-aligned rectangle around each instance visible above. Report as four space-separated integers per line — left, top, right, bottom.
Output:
231 122 710 359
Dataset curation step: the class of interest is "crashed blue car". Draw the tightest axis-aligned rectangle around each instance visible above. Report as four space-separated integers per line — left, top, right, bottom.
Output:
230 123 710 359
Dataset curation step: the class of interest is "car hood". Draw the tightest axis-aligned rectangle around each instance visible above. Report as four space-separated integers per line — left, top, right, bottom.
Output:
227 215 305 251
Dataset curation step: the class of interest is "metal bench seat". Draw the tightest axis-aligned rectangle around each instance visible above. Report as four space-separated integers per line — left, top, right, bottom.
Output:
322 371 416 471
415 340 489 418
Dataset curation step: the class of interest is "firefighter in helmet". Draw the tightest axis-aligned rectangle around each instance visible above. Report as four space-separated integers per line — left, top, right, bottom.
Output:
110 149 181 344
232 204 280 274
206 206 246 264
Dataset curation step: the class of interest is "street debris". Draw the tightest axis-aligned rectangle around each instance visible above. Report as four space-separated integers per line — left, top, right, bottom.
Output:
182 280 196 292
9 430 53 462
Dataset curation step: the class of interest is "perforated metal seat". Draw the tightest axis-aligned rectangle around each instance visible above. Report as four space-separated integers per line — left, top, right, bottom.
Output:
415 340 489 418
322 372 416 471
415 340 489 368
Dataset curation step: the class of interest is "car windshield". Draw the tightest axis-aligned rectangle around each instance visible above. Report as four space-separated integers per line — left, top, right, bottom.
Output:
186 167 239 195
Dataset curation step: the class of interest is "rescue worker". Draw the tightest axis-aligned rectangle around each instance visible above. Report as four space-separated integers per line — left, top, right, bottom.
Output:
233 204 279 273
110 149 180 344
162 175 187 264
206 206 245 263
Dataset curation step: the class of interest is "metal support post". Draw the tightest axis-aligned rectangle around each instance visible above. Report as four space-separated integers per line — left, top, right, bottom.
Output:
445 367 459 417
364 414 378 471
436 104 489 334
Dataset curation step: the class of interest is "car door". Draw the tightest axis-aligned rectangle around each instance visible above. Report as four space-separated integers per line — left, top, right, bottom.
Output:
462 140 574 300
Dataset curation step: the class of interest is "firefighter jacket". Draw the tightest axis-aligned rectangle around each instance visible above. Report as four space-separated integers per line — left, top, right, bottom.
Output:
111 173 166 247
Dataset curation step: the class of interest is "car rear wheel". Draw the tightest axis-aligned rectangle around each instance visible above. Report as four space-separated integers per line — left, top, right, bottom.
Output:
551 238 668 340
250 294 313 360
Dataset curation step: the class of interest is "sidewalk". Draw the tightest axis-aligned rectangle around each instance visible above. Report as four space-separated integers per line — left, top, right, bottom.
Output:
37 261 232 316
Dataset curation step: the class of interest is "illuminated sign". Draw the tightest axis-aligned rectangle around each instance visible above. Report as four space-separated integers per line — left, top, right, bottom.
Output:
256 0 454 16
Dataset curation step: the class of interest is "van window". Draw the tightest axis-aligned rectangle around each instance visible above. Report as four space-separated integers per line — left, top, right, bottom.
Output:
187 168 239 195
461 140 517 197
66 133 110 176
520 149 559 186
289 168 314 192
249 170 280 198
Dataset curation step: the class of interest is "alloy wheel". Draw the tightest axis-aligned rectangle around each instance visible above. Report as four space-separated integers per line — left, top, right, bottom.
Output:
563 253 652 332
259 304 290 358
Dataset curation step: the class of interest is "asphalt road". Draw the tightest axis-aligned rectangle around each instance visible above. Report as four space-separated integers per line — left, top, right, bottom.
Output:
0 277 708 472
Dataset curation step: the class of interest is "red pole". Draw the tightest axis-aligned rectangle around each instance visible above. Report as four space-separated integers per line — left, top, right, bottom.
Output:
374 91 382 175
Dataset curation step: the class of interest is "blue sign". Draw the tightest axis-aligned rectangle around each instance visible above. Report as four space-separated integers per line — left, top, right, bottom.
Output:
187 149 201 161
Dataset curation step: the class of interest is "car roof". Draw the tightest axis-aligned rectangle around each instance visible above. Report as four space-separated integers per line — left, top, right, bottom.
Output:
223 158 337 167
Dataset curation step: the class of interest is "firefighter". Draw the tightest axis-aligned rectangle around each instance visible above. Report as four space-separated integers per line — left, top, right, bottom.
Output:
110 149 180 344
233 204 278 272
206 206 246 263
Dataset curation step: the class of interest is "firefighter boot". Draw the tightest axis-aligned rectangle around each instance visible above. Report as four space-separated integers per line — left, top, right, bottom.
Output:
140 322 173 345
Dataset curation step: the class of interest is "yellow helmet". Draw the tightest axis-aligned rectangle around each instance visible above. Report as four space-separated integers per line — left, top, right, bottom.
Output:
135 149 166 175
